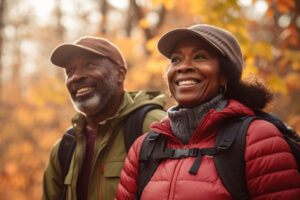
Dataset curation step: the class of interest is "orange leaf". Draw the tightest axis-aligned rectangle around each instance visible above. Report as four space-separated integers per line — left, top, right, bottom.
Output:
266 9 273 18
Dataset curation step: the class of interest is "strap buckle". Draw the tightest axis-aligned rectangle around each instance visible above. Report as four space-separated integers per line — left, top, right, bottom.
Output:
171 148 200 158
171 149 189 158
217 138 233 150
147 132 160 141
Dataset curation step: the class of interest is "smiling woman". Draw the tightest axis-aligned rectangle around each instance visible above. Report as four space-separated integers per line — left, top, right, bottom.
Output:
167 37 224 108
115 24 300 200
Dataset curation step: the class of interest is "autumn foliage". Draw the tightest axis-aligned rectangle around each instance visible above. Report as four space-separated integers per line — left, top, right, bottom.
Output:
0 0 299 199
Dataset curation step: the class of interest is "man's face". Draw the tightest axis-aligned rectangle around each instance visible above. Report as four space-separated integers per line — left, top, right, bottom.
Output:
65 53 120 116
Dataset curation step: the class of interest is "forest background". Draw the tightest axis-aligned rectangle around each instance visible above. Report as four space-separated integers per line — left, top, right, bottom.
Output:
0 0 299 199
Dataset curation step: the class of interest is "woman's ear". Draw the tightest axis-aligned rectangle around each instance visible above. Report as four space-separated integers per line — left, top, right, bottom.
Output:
116 66 126 83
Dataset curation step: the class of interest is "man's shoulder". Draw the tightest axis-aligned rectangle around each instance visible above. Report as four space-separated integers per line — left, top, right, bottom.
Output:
141 106 166 133
127 90 167 108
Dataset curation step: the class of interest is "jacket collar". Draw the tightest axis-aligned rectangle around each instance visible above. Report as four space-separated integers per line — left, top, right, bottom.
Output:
150 99 254 144
71 90 167 135
71 91 129 134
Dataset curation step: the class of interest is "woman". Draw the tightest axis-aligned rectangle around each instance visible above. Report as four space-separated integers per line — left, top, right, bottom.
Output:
115 24 300 199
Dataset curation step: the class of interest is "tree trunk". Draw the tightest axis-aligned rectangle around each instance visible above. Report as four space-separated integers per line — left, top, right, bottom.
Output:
99 0 108 34
0 0 6 97
54 0 64 41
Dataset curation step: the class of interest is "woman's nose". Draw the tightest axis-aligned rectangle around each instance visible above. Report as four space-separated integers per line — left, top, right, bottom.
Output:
177 63 193 73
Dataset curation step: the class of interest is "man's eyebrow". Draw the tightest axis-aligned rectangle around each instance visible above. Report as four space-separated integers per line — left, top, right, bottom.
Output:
171 49 181 55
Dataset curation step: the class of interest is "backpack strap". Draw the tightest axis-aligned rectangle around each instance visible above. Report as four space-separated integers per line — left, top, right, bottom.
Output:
135 131 220 199
124 104 163 152
58 127 76 179
214 116 257 200
57 104 163 179
135 131 165 200
57 127 76 200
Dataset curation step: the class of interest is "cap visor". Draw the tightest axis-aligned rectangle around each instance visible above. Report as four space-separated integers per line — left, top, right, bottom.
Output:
50 44 105 67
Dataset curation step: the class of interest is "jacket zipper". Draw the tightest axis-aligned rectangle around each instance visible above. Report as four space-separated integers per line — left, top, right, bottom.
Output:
169 159 185 200
99 164 104 200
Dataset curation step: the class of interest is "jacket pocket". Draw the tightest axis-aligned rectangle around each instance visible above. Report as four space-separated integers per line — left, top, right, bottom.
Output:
104 162 124 178
101 162 124 200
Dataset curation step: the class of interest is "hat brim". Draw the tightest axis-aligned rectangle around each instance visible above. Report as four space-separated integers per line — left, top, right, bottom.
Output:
50 44 106 68
157 29 224 59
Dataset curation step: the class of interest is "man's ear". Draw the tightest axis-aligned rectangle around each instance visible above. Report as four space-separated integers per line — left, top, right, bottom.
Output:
116 66 126 83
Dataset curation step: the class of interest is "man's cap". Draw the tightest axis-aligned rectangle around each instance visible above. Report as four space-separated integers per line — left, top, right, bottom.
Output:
157 24 244 80
50 36 126 68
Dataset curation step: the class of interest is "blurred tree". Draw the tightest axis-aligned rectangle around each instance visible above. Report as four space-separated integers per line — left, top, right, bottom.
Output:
53 0 65 41
0 0 6 96
99 0 108 34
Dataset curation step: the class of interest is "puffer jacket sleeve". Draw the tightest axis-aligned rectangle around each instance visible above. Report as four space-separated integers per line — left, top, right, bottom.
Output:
245 119 300 199
115 134 146 200
41 140 65 200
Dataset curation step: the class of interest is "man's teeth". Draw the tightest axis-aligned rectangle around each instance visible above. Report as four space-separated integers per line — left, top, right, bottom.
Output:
178 80 198 86
76 87 91 94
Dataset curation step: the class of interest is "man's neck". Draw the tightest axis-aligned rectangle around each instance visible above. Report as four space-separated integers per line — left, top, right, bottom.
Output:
85 91 124 129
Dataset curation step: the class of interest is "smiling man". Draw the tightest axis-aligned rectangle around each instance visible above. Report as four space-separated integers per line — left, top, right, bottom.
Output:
41 36 166 200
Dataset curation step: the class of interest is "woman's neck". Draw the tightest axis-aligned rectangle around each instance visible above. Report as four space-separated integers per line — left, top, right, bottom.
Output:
167 94 227 145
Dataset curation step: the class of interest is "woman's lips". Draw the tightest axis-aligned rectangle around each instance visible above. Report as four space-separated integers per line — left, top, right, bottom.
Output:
176 79 199 86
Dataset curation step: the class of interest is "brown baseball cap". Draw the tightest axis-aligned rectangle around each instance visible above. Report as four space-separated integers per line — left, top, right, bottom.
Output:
157 24 244 80
50 36 126 68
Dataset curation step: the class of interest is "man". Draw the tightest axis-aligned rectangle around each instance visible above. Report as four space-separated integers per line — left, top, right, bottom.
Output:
42 36 166 200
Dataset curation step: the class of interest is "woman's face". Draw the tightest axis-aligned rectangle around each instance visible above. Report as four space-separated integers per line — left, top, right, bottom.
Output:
167 37 225 108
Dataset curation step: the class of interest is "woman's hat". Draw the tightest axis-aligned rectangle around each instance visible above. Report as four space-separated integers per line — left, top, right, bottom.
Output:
50 36 126 68
157 24 244 80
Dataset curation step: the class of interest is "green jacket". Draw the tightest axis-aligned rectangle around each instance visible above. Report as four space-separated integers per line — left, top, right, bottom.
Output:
42 91 166 200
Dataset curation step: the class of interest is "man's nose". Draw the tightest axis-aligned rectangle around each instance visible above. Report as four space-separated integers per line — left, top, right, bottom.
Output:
68 67 86 83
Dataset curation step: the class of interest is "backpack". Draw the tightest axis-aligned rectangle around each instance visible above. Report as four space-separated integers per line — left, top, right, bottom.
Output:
57 104 164 183
135 111 300 200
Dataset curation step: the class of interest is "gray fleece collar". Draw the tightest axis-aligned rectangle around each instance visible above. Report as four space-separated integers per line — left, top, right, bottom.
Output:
167 94 228 145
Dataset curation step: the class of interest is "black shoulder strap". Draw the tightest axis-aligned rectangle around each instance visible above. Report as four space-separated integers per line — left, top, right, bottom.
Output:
135 130 165 200
214 116 256 200
57 104 163 181
124 104 163 152
58 128 76 178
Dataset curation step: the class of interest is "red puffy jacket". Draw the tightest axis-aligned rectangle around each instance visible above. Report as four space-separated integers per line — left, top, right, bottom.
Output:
115 100 300 200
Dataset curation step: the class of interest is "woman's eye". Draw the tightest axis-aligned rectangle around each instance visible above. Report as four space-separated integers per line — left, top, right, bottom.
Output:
194 54 205 60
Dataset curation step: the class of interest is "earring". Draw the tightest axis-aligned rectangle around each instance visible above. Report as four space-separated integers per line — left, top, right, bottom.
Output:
220 84 227 94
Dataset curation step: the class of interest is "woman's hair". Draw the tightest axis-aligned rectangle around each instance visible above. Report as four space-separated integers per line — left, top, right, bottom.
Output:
220 56 274 110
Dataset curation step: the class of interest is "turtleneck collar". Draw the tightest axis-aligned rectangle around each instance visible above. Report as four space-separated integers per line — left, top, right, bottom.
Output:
167 94 228 145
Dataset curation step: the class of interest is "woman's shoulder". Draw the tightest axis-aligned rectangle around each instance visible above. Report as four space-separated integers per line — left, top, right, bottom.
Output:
245 118 293 161
246 119 284 144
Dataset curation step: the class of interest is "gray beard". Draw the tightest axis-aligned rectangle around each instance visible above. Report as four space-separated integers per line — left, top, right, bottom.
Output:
70 72 116 116
72 92 101 116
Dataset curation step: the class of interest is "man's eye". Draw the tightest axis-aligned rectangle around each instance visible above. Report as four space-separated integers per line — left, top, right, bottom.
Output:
171 57 180 63
66 68 74 75
86 63 95 68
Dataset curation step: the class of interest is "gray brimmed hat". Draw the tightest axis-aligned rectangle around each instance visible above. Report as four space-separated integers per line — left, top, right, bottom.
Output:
50 36 126 68
157 24 244 80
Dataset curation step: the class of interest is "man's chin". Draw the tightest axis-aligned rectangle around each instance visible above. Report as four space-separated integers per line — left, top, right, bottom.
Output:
72 95 101 115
